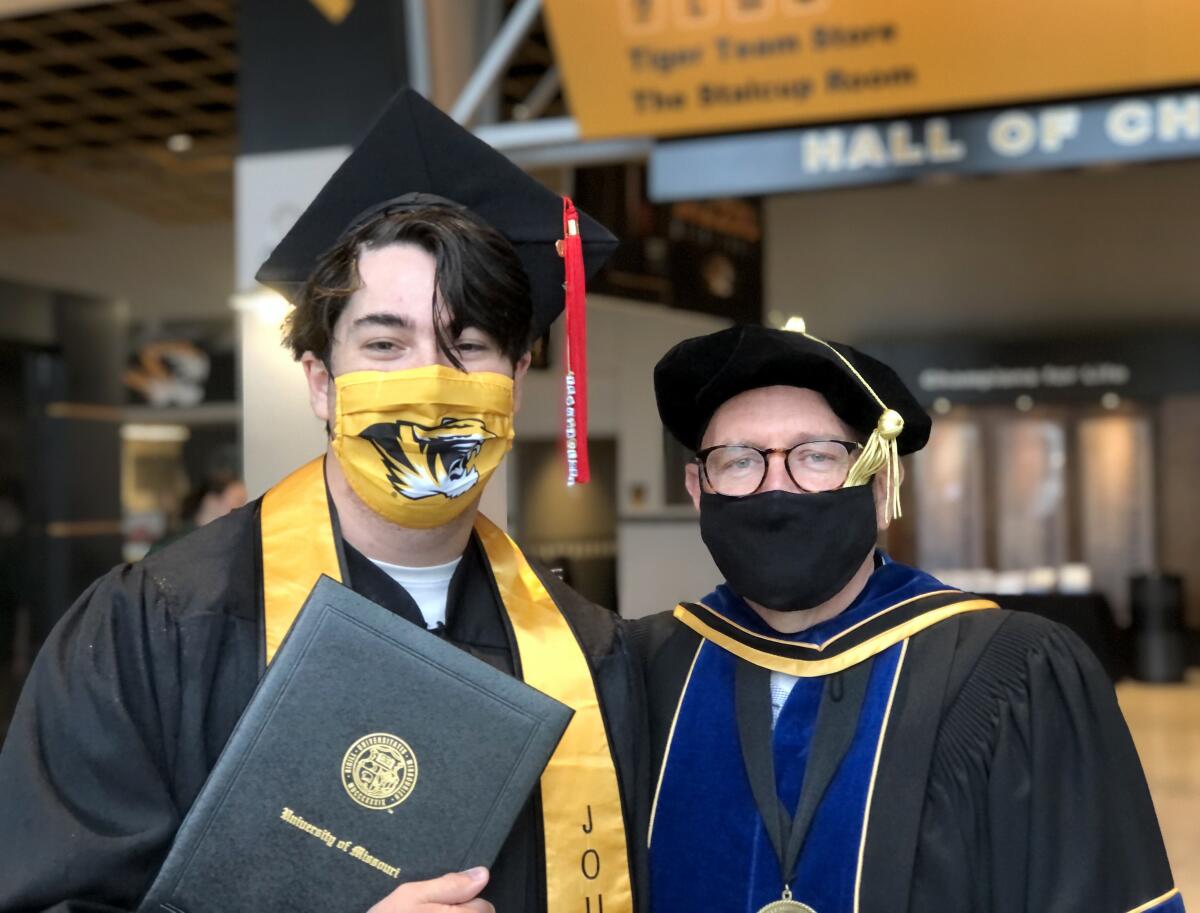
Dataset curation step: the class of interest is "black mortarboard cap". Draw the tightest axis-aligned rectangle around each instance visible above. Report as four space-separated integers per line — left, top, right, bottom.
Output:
655 323 930 452
255 88 618 337
655 322 931 517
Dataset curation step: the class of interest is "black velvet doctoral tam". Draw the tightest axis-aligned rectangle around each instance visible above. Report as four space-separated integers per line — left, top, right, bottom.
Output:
654 324 931 453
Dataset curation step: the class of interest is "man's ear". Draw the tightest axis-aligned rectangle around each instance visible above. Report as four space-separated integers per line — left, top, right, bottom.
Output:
872 460 906 531
511 351 533 414
685 462 702 511
300 351 333 424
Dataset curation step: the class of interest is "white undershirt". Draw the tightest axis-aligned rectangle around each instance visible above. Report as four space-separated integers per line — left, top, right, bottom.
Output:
369 555 462 630
766 553 887 724
770 672 801 727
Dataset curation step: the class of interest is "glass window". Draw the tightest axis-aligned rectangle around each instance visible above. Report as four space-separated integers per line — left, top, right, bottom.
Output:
913 419 986 573
1078 415 1156 624
993 418 1070 573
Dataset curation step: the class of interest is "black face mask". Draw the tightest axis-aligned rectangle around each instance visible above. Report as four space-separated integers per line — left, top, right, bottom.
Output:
699 485 879 613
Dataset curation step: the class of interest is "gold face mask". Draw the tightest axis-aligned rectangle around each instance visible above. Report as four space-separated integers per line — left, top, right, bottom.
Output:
330 366 515 529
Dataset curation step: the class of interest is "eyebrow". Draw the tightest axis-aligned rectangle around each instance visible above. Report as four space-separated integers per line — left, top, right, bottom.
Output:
350 313 413 331
713 433 855 448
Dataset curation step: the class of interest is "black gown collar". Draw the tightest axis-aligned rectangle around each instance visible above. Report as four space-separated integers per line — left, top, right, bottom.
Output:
340 534 511 652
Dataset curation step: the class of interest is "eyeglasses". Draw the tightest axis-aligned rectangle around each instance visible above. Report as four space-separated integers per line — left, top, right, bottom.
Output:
696 440 863 497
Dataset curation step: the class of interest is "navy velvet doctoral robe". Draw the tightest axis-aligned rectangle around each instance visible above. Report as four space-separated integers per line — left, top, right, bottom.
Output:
636 558 1184 913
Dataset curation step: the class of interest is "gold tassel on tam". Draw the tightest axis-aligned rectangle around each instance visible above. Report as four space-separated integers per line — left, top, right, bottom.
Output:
844 409 905 521
784 317 906 520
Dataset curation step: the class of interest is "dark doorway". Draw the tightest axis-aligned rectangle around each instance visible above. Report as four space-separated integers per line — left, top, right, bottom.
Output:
511 438 619 612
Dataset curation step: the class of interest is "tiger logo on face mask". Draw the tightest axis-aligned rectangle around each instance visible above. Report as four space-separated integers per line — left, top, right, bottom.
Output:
359 418 497 501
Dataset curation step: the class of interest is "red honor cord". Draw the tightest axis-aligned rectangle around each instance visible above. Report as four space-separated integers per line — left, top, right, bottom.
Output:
562 197 589 485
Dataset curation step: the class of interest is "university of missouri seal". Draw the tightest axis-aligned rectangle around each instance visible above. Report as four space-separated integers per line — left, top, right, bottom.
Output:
341 733 419 810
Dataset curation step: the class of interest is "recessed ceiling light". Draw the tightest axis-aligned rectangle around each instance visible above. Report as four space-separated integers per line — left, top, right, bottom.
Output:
166 132 193 153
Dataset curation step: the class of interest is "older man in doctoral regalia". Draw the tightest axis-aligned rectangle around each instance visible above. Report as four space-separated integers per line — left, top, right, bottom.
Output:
637 322 1181 913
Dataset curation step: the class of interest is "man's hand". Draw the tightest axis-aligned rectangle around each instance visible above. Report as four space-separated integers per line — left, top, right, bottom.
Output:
368 867 493 913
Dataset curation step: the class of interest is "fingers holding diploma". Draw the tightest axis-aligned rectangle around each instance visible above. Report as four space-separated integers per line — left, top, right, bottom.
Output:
368 867 494 913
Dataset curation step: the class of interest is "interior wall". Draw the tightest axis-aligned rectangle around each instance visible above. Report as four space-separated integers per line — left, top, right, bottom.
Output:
764 159 1200 341
517 440 617 545
514 295 727 618
237 296 325 498
515 294 627 441
0 164 232 322
514 437 618 610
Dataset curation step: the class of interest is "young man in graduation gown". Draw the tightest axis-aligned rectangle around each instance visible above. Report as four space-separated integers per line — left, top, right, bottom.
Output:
0 90 645 913
636 322 1182 913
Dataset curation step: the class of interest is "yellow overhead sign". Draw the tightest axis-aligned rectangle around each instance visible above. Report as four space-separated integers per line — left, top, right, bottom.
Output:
308 0 355 25
542 0 1200 139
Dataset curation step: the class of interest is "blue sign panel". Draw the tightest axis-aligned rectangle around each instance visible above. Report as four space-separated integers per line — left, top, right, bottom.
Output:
649 89 1200 201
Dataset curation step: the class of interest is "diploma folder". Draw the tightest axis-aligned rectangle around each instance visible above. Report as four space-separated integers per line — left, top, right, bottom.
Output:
139 576 573 913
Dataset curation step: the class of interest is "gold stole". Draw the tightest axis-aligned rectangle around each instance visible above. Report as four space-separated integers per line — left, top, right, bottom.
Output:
260 458 633 913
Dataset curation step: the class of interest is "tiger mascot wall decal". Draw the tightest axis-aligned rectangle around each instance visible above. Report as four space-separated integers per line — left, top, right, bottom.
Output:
358 417 497 500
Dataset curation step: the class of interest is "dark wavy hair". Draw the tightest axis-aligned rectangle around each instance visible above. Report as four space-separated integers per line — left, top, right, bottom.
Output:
282 205 533 370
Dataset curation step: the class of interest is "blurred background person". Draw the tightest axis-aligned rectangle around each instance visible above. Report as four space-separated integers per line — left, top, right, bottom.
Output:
149 469 247 552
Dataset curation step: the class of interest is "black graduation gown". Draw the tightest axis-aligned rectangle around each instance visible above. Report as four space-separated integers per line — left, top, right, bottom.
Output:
0 501 649 913
634 606 1180 913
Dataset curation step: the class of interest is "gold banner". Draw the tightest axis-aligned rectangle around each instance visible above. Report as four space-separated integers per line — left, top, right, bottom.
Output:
543 0 1200 139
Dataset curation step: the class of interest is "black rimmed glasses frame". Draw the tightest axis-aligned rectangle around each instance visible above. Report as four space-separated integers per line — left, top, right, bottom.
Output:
695 440 864 497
